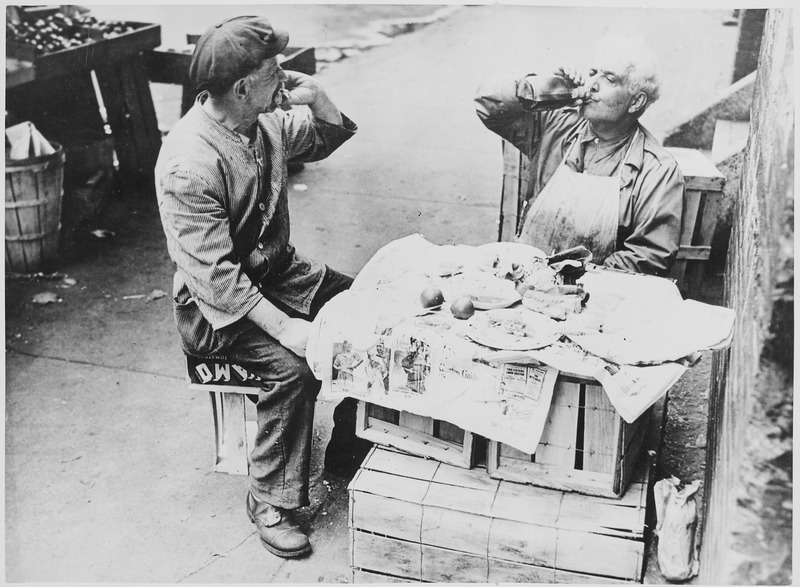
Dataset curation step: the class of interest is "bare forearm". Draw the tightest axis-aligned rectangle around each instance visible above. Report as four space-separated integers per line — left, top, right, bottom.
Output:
246 297 310 356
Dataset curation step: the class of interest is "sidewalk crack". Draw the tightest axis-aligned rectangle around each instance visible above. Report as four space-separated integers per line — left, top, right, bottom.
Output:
176 531 259 583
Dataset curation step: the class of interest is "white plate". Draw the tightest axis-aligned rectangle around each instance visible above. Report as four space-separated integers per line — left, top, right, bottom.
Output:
437 271 520 308
470 294 521 310
475 242 547 274
466 308 561 351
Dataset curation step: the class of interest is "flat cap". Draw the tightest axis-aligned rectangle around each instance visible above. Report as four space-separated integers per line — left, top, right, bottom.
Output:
189 15 289 93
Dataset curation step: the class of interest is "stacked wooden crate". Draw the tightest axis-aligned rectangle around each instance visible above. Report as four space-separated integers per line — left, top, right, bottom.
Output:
349 378 663 583
349 444 656 583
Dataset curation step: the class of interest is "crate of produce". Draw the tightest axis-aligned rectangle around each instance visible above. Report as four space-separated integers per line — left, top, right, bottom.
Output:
6 11 161 83
349 446 655 583
355 401 477 469
486 374 654 499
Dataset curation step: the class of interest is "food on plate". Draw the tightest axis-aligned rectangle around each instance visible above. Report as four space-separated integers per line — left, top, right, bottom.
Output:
466 308 561 350
419 286 444 309
450 296 476 320
522 290 584 321
438 271 521 309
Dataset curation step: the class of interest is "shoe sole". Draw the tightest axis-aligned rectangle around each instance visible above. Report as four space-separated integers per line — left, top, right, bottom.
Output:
247 502 312 559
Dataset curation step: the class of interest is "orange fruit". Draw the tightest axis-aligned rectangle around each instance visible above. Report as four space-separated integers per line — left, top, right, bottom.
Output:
450 296 476 320
420 286 445 309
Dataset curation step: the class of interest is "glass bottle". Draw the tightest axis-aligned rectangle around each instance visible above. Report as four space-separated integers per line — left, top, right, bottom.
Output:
517 75 579 112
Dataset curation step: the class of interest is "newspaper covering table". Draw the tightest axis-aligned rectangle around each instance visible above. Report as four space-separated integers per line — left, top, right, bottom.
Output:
307 235 735 454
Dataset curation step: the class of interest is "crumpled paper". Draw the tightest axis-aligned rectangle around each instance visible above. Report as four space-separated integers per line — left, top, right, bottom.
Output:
654 476 701 582
5 121 55 160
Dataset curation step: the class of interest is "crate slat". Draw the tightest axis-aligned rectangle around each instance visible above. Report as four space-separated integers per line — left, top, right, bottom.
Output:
420 506 493 557
356 401 476 468
536 380 580 467
352 532 422 581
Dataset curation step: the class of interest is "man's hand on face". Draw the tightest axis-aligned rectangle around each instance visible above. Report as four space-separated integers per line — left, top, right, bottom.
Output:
277 317 311 357
280 70 320 108
275 69 343 126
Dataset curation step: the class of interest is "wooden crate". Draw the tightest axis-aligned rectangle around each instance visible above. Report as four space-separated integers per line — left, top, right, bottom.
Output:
355 401 477 469
6 22 161 85
486 375 652 499
349 445 656 583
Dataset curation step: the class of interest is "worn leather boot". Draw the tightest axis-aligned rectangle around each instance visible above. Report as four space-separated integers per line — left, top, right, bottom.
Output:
246 492 311 558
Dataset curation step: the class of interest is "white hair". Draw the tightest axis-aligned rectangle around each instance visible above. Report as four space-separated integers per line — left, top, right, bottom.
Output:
593 34 662 108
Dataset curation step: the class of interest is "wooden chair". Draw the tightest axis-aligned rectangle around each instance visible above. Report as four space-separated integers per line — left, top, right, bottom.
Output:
185 354 261 475
499 141 726 299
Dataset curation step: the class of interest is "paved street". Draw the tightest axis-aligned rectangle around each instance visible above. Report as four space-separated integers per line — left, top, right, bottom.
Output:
4 5 739 582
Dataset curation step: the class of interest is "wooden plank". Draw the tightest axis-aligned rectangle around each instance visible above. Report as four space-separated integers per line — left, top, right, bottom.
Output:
677 244 712 260
360 445 440 481
670 187 703 289
582 383 618 474
421 544 489 582
489 556 633 583
488 557 556 583
350 492 423 542
491 481 561 527
534 379 580 467
554 568 631 584
435 420 464 445
398 411 435 435
666 147 726 191
555 527 644 581
214 393 248 475
350 469 430 504
366 402 399 424
352 569 414 583
352 531 422 581
558 492 644 538
358 419 474 468
686 189 724 296
488 517 558 566
423 482 495 516
499 441 532 462
491 458 617 497
421 506 492 556
432 460 500 492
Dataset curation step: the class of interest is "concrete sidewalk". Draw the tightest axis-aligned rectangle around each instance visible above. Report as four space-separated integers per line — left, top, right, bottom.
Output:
5 5 738 582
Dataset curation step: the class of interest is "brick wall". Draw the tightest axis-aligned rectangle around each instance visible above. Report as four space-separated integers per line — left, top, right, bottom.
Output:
700 8 793 584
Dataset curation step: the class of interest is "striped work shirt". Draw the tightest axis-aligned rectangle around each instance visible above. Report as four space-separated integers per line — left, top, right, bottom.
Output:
155 95 357 334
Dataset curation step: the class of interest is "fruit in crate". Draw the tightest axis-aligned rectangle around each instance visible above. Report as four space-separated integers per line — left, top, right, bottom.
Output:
6 11 137 56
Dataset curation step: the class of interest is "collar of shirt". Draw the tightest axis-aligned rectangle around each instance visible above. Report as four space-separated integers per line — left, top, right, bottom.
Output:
563 122 644 187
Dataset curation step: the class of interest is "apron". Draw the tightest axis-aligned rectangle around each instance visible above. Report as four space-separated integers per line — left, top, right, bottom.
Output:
516 129 639 263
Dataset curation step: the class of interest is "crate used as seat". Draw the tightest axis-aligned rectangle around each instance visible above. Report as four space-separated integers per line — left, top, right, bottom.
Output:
185 354 262 475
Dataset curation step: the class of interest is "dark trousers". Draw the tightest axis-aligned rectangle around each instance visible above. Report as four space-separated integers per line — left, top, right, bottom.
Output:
176 268 353 509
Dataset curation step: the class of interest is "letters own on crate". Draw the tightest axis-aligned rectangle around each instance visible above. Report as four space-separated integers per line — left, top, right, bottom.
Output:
348 444 658 583
185 355 261 475
355 401 477 469
486 373 653 499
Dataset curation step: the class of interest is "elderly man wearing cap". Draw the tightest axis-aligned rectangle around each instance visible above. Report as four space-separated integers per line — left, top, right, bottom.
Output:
155 15 366 559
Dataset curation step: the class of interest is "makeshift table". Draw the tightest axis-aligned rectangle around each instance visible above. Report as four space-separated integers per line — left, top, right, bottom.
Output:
308 235 735 583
